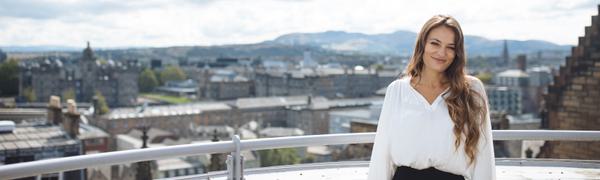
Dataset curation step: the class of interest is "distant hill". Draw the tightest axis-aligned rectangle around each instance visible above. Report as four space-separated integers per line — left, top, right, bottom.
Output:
2 30 572 58
267 30 572 56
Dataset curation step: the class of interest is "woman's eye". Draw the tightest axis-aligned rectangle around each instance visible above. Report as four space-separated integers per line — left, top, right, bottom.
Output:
430 42 440 46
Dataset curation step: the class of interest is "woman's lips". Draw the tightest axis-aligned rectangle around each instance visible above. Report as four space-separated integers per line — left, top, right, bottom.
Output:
432 57 447 63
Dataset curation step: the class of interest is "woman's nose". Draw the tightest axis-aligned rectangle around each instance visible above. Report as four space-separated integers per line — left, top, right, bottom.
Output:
435 48 446 58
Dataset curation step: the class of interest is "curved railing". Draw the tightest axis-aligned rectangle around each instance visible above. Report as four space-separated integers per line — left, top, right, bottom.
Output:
0 130 599 179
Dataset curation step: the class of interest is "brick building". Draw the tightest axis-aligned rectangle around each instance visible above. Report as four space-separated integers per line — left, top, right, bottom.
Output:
539 5 600 160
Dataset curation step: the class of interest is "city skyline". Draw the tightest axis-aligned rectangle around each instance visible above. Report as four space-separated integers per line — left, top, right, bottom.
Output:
0 0 597 48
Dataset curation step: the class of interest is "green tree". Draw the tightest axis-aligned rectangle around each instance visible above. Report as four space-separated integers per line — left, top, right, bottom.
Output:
138 68 159 92
159 66 186 84
95 91 110 115
476 72 493 84
372 64 384 72
258 148 301 167
62 88 76 101
0 59 19 96
23 87 36 102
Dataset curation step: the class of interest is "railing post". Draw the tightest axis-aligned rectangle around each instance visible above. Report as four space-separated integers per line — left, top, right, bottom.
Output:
227 135 244 180
226 155 233 179
233 135 244 180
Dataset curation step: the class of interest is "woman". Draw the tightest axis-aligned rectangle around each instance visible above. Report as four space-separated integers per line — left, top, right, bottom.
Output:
367 15 495 180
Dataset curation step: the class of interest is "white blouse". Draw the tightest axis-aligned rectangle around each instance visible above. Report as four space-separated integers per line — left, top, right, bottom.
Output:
367 76 496 180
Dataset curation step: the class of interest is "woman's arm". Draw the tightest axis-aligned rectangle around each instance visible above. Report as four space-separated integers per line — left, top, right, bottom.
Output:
469 77 497 180
367 81 398 180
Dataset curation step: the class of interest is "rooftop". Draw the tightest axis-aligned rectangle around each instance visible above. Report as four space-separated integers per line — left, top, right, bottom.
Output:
107 102 231 120
171 160 600 180
497 69 529 78
0 122 77 152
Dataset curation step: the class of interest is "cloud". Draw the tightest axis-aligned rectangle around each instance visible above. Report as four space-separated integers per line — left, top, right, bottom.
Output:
0 0 597 47
0 0 215 20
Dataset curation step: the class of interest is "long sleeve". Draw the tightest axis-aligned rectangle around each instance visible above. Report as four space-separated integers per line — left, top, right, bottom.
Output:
367 81 398 180
470 77 497 180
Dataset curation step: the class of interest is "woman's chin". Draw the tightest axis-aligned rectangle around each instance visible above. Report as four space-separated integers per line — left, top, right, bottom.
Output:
431 67 449 73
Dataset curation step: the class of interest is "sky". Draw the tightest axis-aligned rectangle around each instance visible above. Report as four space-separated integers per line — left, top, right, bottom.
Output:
0 0 598 48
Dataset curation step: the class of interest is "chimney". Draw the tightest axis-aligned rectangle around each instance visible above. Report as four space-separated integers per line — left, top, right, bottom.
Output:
47 96 63 125
517 54 527 71
92 96 99 117
64 99 80 137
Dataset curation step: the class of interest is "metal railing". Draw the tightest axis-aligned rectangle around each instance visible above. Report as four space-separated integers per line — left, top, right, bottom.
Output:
0 130 599 180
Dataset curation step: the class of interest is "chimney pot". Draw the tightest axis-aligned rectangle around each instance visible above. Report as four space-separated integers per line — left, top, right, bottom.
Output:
67 99 77 114
47 96 63 125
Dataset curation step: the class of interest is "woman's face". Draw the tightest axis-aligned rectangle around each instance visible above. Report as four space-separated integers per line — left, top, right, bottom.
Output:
422 26 456 74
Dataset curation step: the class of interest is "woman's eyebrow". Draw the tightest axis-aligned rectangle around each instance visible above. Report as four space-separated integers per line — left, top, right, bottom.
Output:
429 38 442 43
430 38 456 46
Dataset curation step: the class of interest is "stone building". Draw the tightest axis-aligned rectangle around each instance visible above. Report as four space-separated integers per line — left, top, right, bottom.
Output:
254 67 396 99
539 6 600 160
184 67 254 100
19 42 140 107
285 96 331 135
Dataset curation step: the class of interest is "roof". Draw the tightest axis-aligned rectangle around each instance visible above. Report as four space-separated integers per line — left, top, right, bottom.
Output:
155 86 197 93
127 128 175 143
0 122 79 152
195 125 234 134
210 75 249 82
497 69 529 78
234 96 317 109
330 108 371 118
157 158 195 171
107 102 231 120
0 108 47 122
325 97 382 108
259 127 304 137
78 123 109 140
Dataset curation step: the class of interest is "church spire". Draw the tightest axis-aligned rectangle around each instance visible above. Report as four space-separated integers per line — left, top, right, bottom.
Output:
83 41 94 61
502 40 509 66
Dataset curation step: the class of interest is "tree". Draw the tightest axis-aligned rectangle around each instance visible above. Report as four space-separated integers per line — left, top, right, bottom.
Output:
258 148 300 167
95 91 110 114
138 68 159 92
62 88 76 101
476 72 493 84
23 87 36 102
159 66 186 84
372 64 384 72
0 59 19 96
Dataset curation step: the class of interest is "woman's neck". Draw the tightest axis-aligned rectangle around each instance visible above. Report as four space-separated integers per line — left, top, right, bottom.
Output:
415 69 447 88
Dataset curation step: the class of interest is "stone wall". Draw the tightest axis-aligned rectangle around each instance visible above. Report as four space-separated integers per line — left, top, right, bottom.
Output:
539 5 600 160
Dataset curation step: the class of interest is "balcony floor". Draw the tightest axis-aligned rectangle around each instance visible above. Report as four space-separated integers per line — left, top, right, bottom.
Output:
169 159 600 180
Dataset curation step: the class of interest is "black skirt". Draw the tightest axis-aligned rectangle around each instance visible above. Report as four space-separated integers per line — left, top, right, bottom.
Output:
392 166 464 180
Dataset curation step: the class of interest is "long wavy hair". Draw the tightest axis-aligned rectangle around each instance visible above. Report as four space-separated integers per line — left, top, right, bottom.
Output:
405 15 487 166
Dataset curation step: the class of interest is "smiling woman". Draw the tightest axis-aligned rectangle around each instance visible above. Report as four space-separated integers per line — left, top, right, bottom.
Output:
367 15 495 180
